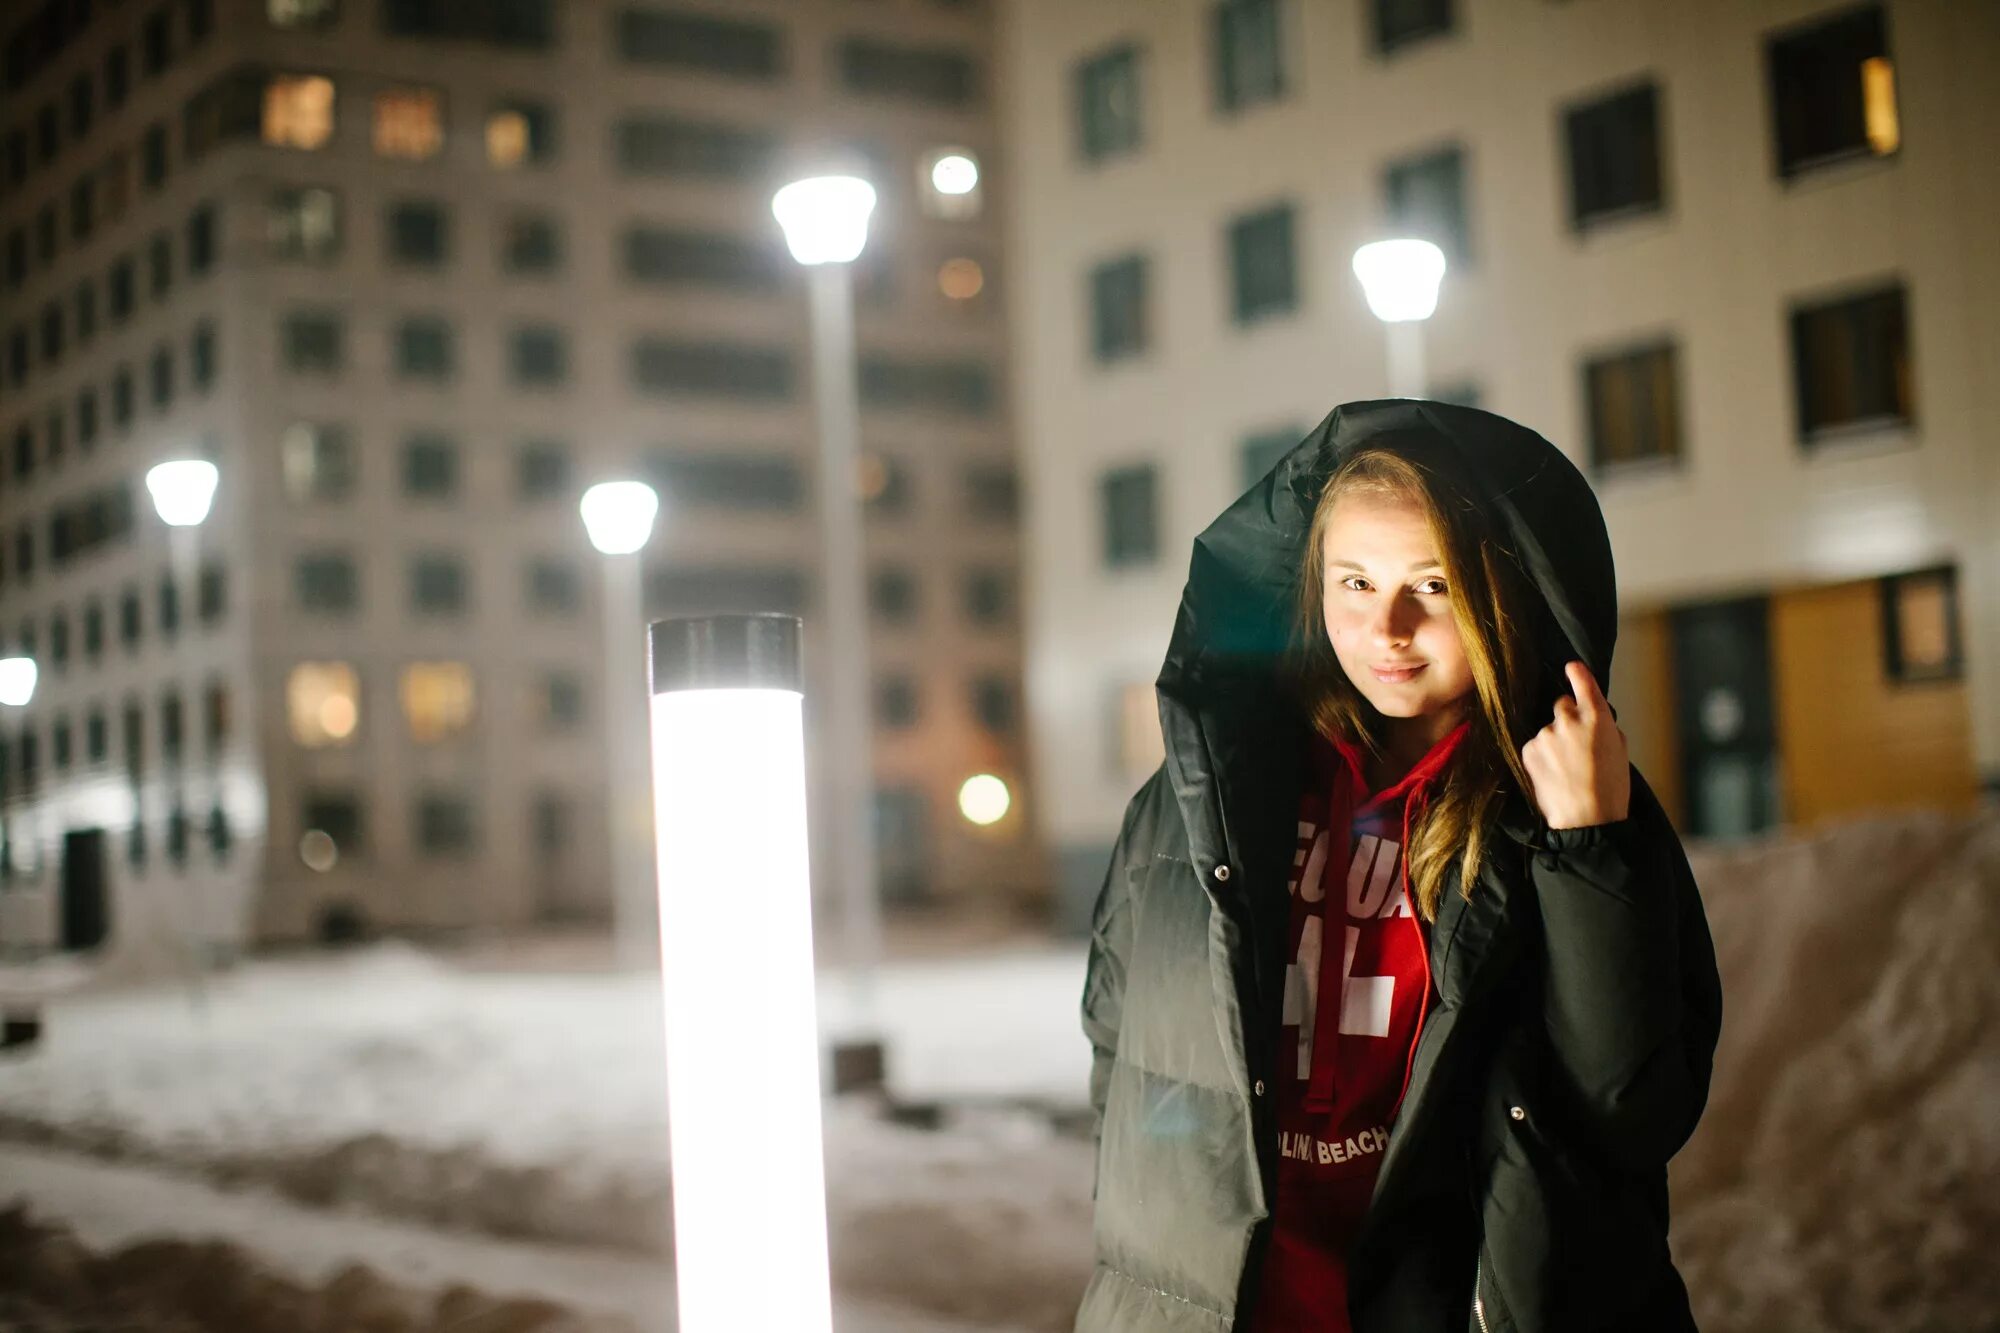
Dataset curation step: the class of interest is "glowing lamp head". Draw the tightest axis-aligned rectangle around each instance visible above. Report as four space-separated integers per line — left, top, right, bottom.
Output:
1351 239 1447 323
580 480 660 556
958 774 1011 826
145 459 220 527
0 656 38 706
772 175 877 266
929 153 979 196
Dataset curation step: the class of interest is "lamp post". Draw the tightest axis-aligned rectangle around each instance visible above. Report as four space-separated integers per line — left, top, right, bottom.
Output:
580 480 661 970
648 612 831 1332
772 173 887 1087
144 457 218 999
1351 238 1447 399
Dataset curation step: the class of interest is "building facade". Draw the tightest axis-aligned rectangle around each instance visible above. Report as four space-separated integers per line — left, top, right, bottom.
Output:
0 0 1041 960
997 0 2000 928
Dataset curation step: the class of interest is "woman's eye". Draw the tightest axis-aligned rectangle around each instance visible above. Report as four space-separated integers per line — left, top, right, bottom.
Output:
1417 578 1449 595
1340 576 1370 592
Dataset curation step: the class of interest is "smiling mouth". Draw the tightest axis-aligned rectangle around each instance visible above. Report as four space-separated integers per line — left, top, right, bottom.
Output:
1370 664 1427 681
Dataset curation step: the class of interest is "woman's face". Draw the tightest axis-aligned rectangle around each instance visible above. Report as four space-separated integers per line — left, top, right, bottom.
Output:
1321 490 1476 734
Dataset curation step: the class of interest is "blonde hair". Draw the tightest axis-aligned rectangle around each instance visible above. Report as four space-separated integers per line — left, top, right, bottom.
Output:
1286 438 1543 921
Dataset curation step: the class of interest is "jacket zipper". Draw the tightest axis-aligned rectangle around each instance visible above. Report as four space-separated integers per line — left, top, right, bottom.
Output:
1472 1251 1491 1333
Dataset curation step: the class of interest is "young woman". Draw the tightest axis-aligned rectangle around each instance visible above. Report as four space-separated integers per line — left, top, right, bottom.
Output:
1077 400 1723 1333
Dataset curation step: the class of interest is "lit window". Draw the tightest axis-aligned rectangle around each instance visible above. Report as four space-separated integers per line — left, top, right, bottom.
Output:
373 87 444 160
401 661 475 742
263 75 336 150
287 661 359 746
485 101 553 168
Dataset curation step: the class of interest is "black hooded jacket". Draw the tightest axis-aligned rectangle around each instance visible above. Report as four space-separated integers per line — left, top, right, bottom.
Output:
1075 400 1724 1332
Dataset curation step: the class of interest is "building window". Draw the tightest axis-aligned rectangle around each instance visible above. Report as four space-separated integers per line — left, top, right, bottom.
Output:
963 568 1012 625
39 302 64 366
837 38 977 106
1076 45 1142 162
394 316 454 381
188 0 217 44
1879 566 1961 684
858 355 992 416
295 551 359 613
269 0 340 30
120 587 142 649
263 74 336 149
623 226 780 290
972 675 1015 732
645 564 807 617
870 567 920 624
161 689 186 761
401 661 475 741
373 87 444 160
50 615 70 672
963 463 1016 522
70 176 96 242
1101 464 1159 567
524 557 580 614
142 122 169 190
191 321 218 392
643 453 802 511
1767 6 1897 179
282 310 344 373
149 231 174 298
143 7 174 76
1240 425 1300 489
1213 0 1285 112
1791 283 1912 441
1228 202 1298 324
299 788 362 857
106 44 132 108
516 440 572 501
615 9 783 79
287 662 360 746
199 564 227 624
509 326 568 387
112 366 136 429
414 791 476 856
401 432 458 499
1384 143 1470 265
1089 255 1149 363
110 256 136 322
631 338 793 400
876 675 918 729
149 344 175 409
530 790 570 861
382 0 552 48
408 554 469 615
386 199 448 266
87 707 108 761
268 186 341 261
75 282 97 345
1584 341 1681 471
613 115 778 180
281 423 355 501
187 203 218 275
1563 81 1665 230
534 670 584 730
1372 0 1453 54
486 99 555 168
207 800 232 860
501 214 562 274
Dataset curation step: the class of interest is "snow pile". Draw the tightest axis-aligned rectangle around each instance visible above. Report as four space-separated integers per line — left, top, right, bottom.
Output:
1671 809 2000 1332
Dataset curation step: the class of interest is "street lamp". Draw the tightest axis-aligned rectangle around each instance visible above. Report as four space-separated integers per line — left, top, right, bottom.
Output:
1351 238 1447 399
773 173 888 1089
647 612 831 1332
580 479 662 970
145 457 219 993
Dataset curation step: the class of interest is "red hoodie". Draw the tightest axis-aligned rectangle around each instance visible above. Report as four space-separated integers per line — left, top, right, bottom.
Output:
1248 718 1472 1333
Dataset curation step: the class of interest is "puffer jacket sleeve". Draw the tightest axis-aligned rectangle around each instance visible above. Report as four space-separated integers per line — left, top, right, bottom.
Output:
1081 761 1168 1197
1526 764 1724 1174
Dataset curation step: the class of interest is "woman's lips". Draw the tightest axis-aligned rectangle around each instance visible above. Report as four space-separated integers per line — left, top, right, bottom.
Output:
1370 664 1427 683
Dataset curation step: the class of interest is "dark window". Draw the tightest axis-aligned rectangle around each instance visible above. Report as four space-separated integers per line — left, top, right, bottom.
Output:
1080 44 1144 161
487 99 556 167
36 102 59 166
294 552 358 612
11 424 32 481
386 199 448 267
84 602 106 659
1879 565 1961 684
87 708 108 762
69 72 94 138
1584 341 1681 470
143 7 174 76
112 365 136 428
110 256 136 321
1090 255 1149 362
644 566 806 616
149 343 175 408
962 568 1012 624
43 407 65 468
1372 0 1453 54
75 282 97 344
34 204 57 267
501 213 562 273
964 464 1017 521
187 203 217 275
280 422 355 501
148 230 173 298
1240 425 1301 489
76 388 100 449
4 230 24 288
876 675 919 729
70 175 96 241
283 310 343 373
623 226 780 290
539 671 584 728
858 355 993 415
7 325 28 388
382 0 553 48
1563 81 1665 229
203 678 229 749
613 115 778 180
530 790 569 860
121 587 143 648
207 800 232 859
50 614 70 672
866 456 911 516
837 38 977 106
516 439 571 500
971 675 1015 732
1791 284 1912 440
1101 463 1159 567
301 789 363 856
161 689 185 759
524 557 580 613
53 714 72 769
401 432 458 498
409 553 468 614
1767 6 1897 179
106 44 131 107
1213 0 1285 112
509 325 567 387
414 791 476 855
187 0 216 43
631 338 793 399
615 9 783 79
870 567 919 624
39 302 64 365
159 571 182 638
199 564 226 623
141 121 168 189
643 453 802 510
191 321 217 391
269 186 342 262
394 316 454 381
1385 144 1470 264
1228 203 1298 323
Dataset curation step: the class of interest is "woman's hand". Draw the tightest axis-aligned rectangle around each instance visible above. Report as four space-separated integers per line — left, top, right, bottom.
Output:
1522 660 1631 830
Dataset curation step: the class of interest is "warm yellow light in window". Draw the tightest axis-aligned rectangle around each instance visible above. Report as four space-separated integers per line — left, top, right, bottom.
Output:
263 75 335 150
374 87 444 160
401 661 476 742
288 661 359 746
1861 57 1899 156
938 258 984 301
486 110 528 168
